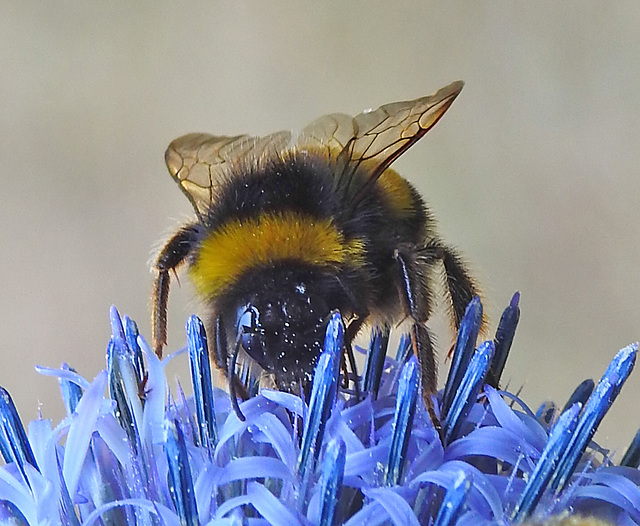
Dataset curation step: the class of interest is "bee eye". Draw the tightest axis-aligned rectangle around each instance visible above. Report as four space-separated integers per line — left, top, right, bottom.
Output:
236 305 266 360
237 305 260 334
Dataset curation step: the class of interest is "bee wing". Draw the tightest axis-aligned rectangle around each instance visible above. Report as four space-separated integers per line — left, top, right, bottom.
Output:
297 81 464 198
296 113 357 157
165 131 292 217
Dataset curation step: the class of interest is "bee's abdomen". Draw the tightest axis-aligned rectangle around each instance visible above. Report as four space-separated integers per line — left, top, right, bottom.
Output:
189 211 366 299
190 151 428 304
189 153 364 298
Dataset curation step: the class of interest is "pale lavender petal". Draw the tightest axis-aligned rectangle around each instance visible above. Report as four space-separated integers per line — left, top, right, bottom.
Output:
140 340 167 445
362 487 420 526
444 426 539 467
498 390 540 422
260 389 305 417
439 460 504 521
81 498 182 526
27 419 57 488
404 439 444 479
343 501 386 526
570 485 640 523
193 464 216 523
485 385 546 451
213 493 250 520
344 441 389 478
214 397 278 462
246 482 303 526
0 469 36 524
212 457 293 485
455 511 493 526
34 365 91 390
62 370 107 497
572 471 640 518
325 414 365 454
486 473 526 508
252 412 297 469
340 396 374 433
94 413 130 466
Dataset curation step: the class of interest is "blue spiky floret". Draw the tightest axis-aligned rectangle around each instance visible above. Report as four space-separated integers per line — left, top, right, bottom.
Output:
0 293 639 525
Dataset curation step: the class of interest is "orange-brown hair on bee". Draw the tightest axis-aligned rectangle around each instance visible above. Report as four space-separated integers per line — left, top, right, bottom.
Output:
151 81 481 420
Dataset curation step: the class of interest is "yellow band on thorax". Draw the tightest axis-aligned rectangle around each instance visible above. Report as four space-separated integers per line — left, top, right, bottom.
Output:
376 168 415 216
189 211 365 298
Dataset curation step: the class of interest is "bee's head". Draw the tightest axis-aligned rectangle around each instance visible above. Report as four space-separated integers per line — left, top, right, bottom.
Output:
235 288 329 391
217 267 347 397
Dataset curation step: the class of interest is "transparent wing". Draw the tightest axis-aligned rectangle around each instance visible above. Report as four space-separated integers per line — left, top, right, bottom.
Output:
165 131 292 217
165 81 462 216
296 113 356 158
297 80 464 194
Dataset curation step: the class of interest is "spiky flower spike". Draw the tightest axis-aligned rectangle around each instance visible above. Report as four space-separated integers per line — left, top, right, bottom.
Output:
1 294 639 525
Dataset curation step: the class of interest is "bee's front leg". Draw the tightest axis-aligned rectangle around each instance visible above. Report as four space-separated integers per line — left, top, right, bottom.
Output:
151 224 200 358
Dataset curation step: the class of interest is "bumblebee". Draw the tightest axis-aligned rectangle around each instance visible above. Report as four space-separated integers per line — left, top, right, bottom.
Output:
151 81 479 418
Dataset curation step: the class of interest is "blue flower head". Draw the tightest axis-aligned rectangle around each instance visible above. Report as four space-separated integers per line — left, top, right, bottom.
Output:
0 294 639 525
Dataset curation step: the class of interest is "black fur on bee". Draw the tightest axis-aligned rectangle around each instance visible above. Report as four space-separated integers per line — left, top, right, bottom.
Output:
151 81 482 420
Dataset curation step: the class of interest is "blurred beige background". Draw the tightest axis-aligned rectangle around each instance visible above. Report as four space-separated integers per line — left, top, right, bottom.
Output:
1 2 639 456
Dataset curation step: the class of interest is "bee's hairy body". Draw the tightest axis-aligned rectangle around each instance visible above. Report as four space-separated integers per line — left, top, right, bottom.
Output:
194 152 430 316
152 81 480 416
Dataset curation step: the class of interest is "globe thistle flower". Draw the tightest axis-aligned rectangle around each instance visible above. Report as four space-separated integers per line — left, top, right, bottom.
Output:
0 294 638 525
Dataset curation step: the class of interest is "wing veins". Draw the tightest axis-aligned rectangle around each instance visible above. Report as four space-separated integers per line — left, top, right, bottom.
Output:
163 81 463 221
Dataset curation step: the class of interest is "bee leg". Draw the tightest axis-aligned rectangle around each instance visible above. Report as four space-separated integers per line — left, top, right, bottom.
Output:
213 314 228 371
227 336 247 421
151 224 200 358
393 250 439 424
426 240 483 334
345 316 366 399
212 313 252 404
340 358 350 389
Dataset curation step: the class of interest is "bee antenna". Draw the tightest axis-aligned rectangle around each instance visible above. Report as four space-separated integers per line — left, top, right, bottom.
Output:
228 335 246 421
